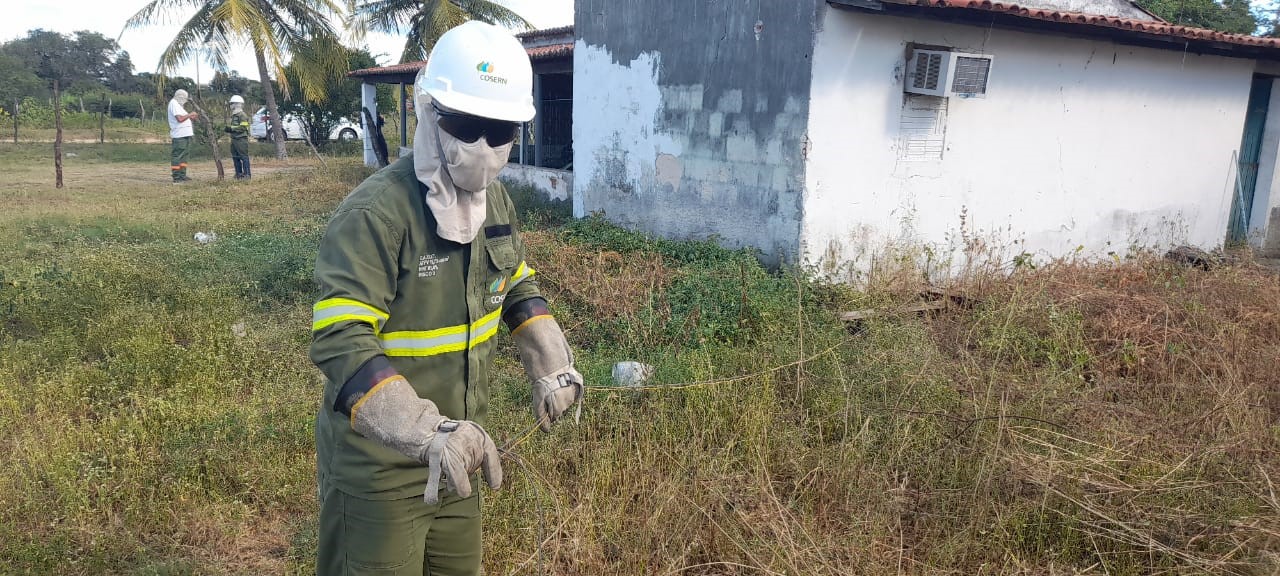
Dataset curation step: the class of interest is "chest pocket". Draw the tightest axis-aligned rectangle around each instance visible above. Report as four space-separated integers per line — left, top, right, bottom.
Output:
483 235 517 312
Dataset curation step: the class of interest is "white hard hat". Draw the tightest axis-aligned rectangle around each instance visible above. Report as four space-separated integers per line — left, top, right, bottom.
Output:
415 21 534 122
228 95 244 105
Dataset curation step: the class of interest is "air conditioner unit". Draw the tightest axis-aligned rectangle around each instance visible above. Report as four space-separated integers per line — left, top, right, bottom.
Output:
905 50 993 98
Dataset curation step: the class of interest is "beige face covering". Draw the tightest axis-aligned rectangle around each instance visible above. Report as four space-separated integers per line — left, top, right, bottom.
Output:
413 98 514 244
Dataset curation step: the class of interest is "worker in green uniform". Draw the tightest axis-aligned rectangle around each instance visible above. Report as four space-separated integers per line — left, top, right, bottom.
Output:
224 95 251 179
309 21 583 576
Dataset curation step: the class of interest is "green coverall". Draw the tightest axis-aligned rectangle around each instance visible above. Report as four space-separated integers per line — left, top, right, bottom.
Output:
225 110 251 178
170 136 190 181
310 155 540 576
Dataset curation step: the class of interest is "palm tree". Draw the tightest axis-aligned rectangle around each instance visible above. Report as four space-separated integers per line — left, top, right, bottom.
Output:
349 0 531 63
124 0 349 159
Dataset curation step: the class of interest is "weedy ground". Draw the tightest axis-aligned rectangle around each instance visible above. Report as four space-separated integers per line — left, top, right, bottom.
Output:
0 143 1277 575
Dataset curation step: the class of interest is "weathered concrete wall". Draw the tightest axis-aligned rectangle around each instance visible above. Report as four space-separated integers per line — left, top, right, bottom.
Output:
501 163 573 202
574 0 818 265
804 8 1256 278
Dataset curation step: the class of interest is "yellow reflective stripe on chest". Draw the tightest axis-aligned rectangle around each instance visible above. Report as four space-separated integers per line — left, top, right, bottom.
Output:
379 308 504 357
507 261 536 289
312 298 389 331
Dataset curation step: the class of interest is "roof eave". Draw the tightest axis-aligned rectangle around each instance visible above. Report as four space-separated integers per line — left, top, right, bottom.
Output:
828 0 1280 62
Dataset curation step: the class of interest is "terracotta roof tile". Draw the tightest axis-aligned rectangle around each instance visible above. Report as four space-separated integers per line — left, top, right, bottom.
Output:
348 61 425 77
526 43 573 60
881 0 1280 50
517 25 573 39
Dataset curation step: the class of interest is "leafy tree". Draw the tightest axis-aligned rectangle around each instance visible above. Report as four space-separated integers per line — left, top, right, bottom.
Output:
283 47 393 147
349 0 531 63
0 53 44 114
5 30 105 187
1136 0 1259 34
125 0 351 159
210 71 262 102
105 52 149 94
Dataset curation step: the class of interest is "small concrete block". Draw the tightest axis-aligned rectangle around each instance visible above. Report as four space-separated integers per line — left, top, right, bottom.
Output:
774 113 793 132
726 134 759 163
661 86 683 111
772 166 790 191
765 139 783 165
728 162 760 187
717 89 743 114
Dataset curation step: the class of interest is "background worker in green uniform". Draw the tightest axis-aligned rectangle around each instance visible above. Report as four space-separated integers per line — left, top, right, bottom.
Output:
224 95 251 179
309 21 583 576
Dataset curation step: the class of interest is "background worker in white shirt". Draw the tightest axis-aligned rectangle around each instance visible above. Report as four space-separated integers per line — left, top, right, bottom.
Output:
167 89 198 182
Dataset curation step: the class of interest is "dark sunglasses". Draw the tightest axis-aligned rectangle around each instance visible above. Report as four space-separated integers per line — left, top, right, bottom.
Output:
433 105 520 147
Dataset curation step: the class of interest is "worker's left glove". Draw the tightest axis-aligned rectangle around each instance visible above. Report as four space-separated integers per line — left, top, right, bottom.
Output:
349 374 502 503
512 315 583 432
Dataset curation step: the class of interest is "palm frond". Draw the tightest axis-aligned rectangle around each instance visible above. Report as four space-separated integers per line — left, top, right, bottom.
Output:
153 2 219 76
354 0 418 34
455 0 531 30
287 35 351 103
122 0 206 33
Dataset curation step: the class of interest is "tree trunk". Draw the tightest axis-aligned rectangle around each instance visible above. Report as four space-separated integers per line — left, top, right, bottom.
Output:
189 98 225 180
12 99 17 144
139 100 145 125
99 94 106 144
255 46 288 160
54 79 63 189
79 96 84 113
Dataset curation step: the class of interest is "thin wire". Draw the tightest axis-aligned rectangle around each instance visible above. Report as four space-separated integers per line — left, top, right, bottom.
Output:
493 338 852 574
497 414 549 576
501 450 546 576
582 337 851 393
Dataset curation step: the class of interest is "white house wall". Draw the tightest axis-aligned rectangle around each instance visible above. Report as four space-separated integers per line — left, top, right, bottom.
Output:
804 9 1256 276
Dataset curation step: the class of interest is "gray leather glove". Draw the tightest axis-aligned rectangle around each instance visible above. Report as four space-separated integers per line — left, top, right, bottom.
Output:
350 376 502 503
512 315 584 432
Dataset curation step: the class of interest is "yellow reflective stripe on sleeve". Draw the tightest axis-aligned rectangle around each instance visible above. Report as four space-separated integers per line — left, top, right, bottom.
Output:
379 309 504 357
507 261 536 290
312 298 390 332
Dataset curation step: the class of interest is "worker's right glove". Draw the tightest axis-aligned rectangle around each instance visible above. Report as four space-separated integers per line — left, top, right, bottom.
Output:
512 314 584 432
350 375 502 504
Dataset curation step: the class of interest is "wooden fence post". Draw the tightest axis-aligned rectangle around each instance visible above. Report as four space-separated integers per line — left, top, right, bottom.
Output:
99 94 106 144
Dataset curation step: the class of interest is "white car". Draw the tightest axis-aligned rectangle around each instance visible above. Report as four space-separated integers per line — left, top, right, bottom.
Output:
250 107 362 142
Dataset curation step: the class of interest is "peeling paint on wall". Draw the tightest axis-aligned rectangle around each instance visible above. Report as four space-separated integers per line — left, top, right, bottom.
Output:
573 41 682 218
500 163 573 202
574 0 818 265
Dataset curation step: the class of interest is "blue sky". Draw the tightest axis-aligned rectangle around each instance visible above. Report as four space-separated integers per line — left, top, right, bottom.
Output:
2 0 573 81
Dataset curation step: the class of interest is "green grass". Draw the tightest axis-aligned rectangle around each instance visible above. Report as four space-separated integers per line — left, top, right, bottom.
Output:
1 150 1277 575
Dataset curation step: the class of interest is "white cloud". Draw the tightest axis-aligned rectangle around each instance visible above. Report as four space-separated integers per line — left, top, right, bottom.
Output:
1 0 572 82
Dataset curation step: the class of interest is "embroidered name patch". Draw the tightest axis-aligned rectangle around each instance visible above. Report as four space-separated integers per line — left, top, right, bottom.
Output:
418 254 450 278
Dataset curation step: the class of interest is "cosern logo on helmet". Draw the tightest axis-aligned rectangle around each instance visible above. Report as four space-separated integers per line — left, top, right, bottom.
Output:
476 61 507 85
